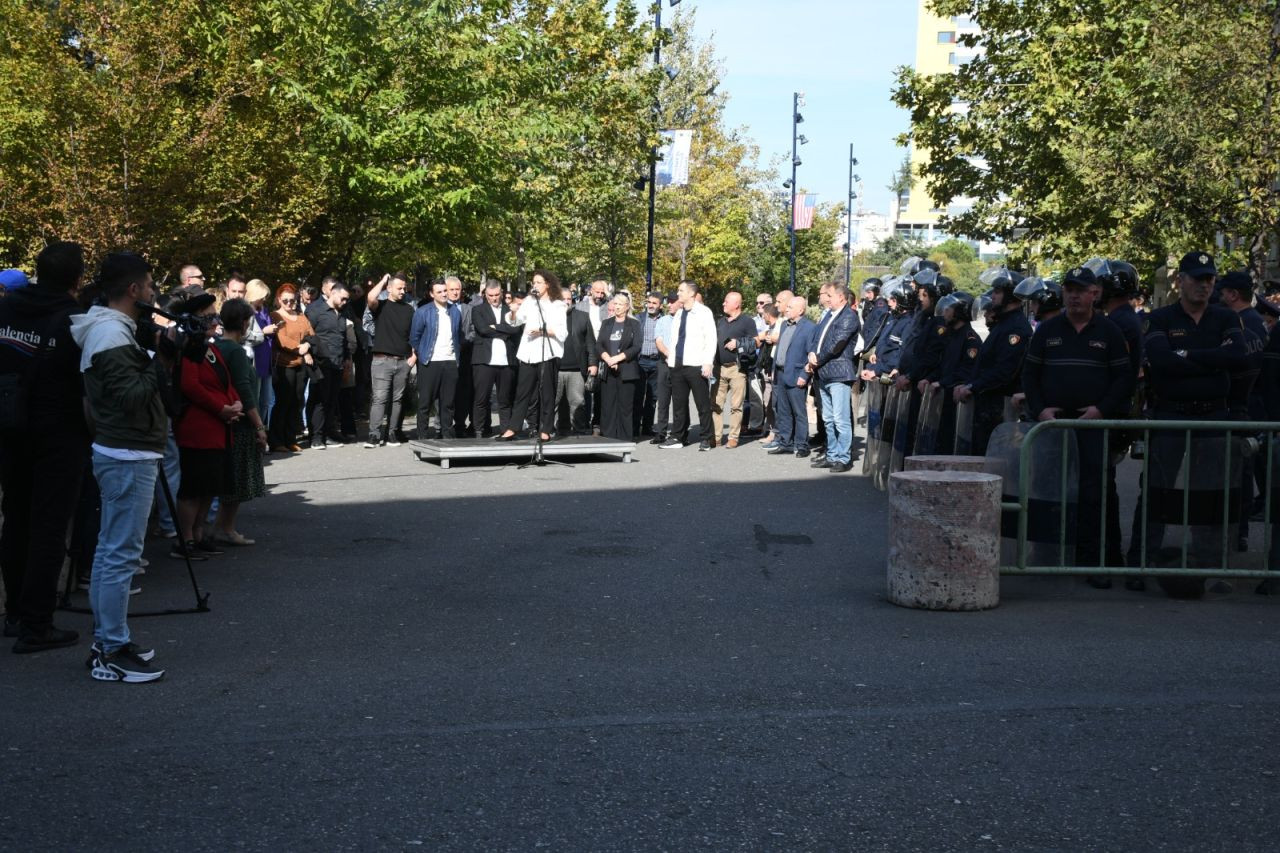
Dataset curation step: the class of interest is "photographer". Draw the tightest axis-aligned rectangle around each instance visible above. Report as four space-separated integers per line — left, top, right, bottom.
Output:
171 293 241 560
68 252 169 683
0 242 89 654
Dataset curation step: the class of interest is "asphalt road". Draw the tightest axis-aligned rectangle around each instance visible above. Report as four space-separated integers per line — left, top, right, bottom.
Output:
3 432 1279 851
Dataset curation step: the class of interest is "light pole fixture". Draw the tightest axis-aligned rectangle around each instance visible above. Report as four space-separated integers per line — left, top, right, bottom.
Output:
846 146 859 286
788 91 805 292
645 0 682 292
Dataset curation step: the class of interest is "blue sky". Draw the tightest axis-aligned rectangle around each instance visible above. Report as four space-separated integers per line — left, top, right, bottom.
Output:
683 0 918 215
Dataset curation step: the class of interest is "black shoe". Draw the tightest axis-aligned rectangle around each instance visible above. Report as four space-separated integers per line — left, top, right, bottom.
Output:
86 641 155 668
658 437 683 449
494 432 517 442
192 538 224 556
1256 578 1280 596
795 449 810 459
828 462 853 473
1087 576 1113 589
699 441 710 451
649 434 666 445
811 459 833 469
767 446 793 455
392 431 409 445
170 541 207 561
1124 578 1146 592
1236 537 1250 552
810 453 827 465
12 625 78 654
1208 580 1234 594
2 617 18 639
90 647 165 683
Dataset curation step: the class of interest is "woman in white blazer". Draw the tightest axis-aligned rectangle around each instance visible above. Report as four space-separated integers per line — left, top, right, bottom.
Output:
495 270 568 442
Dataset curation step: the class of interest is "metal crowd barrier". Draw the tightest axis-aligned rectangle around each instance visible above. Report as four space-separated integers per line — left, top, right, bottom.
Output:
1001 418 1279 579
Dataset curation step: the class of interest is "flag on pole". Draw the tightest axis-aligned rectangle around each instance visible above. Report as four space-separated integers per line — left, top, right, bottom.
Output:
657 130 693 187
793 193 817 230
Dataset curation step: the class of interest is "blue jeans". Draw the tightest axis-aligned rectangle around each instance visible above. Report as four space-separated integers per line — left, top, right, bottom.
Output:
90 452 158 653
152 430 181 535
820 380 853 464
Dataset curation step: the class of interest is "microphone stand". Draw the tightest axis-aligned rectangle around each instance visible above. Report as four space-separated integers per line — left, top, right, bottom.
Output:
519 290 572 469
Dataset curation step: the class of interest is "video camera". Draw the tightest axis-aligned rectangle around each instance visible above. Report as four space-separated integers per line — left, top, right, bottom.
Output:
135 301 215 359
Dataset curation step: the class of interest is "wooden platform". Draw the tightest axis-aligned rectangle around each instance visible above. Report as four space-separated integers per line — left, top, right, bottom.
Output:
410 435 637 468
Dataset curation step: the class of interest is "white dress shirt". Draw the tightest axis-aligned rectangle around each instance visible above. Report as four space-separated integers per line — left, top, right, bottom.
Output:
515 297 568 364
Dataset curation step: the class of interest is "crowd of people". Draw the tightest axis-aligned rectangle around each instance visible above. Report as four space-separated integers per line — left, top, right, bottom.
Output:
2 243 1279 681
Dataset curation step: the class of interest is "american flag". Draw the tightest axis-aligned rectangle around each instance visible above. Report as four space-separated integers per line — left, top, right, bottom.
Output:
793 193 817 230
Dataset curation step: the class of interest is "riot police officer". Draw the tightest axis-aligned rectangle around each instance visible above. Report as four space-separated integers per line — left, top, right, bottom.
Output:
933 291 982 455
863 279 913 379
1215 271 1267 551
1013 276 1062 327
1022 266 1134 572
954 267 1032 455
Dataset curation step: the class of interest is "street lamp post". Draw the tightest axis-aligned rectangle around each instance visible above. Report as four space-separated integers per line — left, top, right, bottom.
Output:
645 0 680 292
788 92 804 292
846 146 859 286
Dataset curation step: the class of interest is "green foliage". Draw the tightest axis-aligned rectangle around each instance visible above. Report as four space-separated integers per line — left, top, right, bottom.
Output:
893 0 1280 279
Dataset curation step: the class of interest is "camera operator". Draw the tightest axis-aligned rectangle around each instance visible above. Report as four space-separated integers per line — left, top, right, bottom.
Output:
68 252 171 682
0 242 89 653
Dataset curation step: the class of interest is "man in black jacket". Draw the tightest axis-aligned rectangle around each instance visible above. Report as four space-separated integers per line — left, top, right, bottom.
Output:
555 289 594 435
470 282 519 436
0 242 90 652
304 282 351 449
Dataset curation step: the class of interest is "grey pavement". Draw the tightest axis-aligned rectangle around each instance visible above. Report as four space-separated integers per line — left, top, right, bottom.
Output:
2 430 1279 851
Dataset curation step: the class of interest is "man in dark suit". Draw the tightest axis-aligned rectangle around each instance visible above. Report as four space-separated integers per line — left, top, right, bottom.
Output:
470 281 519 437
595 293 643 440
555 289 594 435
766 296 817 457
808 285 861 472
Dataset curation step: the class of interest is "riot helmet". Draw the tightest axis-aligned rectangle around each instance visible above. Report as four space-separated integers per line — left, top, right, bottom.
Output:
979 266 1025 307
1084 257 1139 302
1012 275 1062 320
937 291 974 324
861 277 883 298
936 274 955 296
912 267 941 303
899 256 940 278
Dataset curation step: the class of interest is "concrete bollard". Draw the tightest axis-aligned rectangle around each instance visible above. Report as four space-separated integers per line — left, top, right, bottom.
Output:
904 455 987 474
887 470 1001 611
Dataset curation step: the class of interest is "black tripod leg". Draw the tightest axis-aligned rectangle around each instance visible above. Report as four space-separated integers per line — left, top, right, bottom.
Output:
156 460 211 612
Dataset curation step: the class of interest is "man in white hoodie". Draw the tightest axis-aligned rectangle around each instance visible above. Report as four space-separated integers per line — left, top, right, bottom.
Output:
70 252 169 683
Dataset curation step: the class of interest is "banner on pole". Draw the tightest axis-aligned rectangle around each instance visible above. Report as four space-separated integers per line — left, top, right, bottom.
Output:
793 193 817 230
657 130 693 187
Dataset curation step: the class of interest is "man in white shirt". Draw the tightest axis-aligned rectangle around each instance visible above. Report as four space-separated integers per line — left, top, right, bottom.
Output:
659 280 718 451
409 279 462 439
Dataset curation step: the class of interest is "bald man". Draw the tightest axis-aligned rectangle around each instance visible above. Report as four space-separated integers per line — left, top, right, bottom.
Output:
712 290 758 448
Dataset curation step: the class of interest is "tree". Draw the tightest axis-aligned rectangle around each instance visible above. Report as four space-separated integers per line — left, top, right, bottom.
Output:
893 0 1280 279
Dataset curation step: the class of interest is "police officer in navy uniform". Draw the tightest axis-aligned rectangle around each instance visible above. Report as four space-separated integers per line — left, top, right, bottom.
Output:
931 291 982 455
1134 252 1249 579
1259 307 1280 594
1215 271 1267 551
954 268 1033 456
864 280 912 379
1022 266 1134 574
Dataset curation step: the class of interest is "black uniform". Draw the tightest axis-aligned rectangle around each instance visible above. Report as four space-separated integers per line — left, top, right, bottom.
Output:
1022 313 1134 567
872 313 911 375
1132 302 1249 567
936 322 982 455
967 307 1032 455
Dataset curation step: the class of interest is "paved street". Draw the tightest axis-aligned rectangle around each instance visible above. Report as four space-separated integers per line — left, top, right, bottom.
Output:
3 435 1279 851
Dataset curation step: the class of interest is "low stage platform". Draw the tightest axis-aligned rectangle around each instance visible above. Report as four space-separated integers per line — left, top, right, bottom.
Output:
410 436 637 468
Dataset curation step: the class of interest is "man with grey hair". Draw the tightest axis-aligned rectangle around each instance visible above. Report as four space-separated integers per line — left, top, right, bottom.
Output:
807 284 861 472
446 276 476 436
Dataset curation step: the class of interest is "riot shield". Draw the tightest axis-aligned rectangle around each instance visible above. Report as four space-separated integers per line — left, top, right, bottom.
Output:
953 398 974 455
745 373 765 434
913 383 942 456
874 381 900 490
1135 427 1247 580
851 359 865 426
888 384 914 476
861 378 886 476
984 421 1078 568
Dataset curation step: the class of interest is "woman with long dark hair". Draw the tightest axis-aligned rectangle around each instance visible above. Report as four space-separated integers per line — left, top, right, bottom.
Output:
267 284 314 452
495 270 568 442
213 298 268 546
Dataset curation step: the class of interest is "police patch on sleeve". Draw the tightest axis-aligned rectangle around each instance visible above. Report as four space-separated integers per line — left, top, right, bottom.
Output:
937 326 946 336
967 347 978 359
1007 334 1021 346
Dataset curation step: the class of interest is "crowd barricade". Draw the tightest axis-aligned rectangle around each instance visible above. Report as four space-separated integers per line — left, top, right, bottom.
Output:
997 418 1280 580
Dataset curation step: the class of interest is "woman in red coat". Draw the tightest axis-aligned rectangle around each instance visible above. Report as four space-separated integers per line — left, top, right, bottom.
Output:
172 295 242 559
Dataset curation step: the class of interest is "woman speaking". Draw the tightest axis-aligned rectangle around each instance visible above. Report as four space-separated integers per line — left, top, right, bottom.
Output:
596 292 641 441
496 270 567 442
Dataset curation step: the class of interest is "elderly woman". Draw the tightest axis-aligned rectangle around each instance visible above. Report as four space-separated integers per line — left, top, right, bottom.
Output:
213 298 268 545
268 284 314 452
596 292 642 440
495 270 568 442
246 279 277 429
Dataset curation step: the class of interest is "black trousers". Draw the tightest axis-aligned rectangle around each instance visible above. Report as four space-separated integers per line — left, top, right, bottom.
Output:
510 360 558 435
270 364 307 447
417 359 458 438
472 363 515 435
670 365 712 444
635 355 661 435
454 348 474 435
1 429 88 631
601 374 638 441
306 364 343 444
654 360 672 435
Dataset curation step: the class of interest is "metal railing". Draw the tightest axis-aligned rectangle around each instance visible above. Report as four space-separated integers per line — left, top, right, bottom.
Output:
1002 418 1278 579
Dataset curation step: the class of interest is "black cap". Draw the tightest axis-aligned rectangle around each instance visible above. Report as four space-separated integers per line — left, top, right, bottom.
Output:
1256 298 1280 319
1178 251 1217 278
1062 267 1097 288
1217 271 1253 294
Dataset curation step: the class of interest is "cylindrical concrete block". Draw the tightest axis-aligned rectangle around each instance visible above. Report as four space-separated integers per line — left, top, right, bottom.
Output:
904 455 987 474
887 470 1001 611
